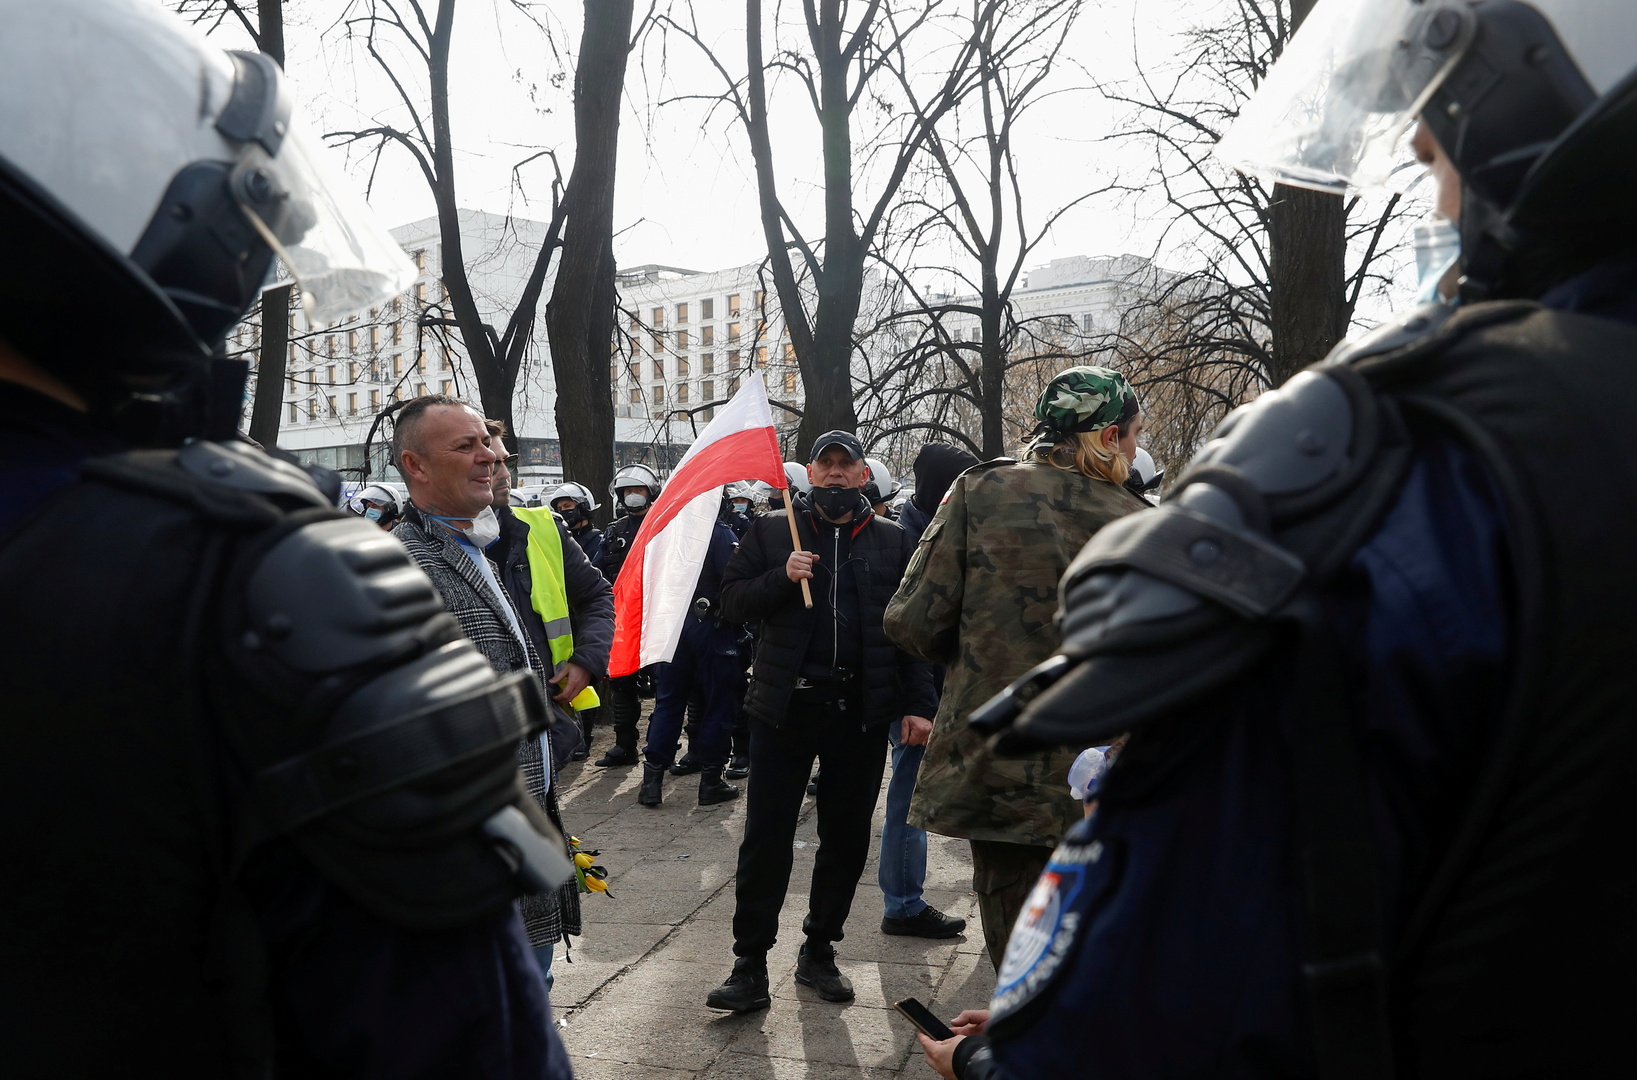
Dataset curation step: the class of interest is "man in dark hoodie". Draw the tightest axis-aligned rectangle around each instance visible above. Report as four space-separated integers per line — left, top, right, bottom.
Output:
877 443 978 940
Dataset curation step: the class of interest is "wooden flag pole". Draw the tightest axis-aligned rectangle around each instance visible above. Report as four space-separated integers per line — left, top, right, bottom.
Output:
785 499 814 609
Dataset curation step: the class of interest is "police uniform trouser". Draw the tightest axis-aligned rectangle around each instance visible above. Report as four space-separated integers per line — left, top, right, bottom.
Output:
730 694 888 957
970 839 1053 971
644 616 739 769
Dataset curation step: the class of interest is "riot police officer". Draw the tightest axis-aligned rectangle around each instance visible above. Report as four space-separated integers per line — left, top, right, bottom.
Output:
0 3 574 1075
929 3 1637 1078
593 462 664 766
549 480 605 564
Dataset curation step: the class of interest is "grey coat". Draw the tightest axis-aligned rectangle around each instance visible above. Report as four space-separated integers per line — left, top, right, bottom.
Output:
394 505 581 948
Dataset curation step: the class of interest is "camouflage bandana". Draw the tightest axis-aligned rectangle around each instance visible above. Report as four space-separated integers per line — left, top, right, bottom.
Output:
1032 366 1139 436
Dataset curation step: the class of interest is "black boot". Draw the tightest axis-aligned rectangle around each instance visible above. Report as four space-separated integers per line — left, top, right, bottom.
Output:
597 678 642 766
638 762 665 807
705 955 771 1013
795 940 853 1002
724 753 750 779
697 766 740 806
594 742 638 767
670 752 703 776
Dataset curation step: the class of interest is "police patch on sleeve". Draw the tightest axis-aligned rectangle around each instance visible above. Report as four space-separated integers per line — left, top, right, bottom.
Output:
989 836 1103 1022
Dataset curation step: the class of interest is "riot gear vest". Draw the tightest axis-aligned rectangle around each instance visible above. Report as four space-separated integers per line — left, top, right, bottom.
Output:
979 302 1637 1078
0 438 567 1076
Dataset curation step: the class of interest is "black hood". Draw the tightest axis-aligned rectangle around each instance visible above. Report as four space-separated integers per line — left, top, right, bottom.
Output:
910 444 979 515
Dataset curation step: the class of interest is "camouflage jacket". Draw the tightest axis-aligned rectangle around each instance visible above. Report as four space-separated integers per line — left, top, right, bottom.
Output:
884 459 1148 846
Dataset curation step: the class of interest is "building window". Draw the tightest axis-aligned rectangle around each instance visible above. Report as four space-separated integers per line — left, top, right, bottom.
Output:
415 382 428 398
349 361 359 381
783 370 797 393
392 386 404 402
702 379 714 401
348 330 358 351
414 249 426 271
288 402 298 423
783 343 796 361
440 348 452 371
326 335 336 358
415 282 426 303
369 389 380 410
629 387 642 404
701 325 714 346
326 365 336 384
287 372 297 392
652 358 665 380
728 322 742 343
728 349 741 368
306 399 317 420
755 290 765 311
677 302 689 325
701 298 714 320
326 395 337 417
677 383 689 404
392 322 402 345
652 384 665 406
390 296 401 315
702 352 715 374
368 325 378 348
439 379 452 396
727 293 740 317
651 332 663 353
1081 312 1096 331
678 356 690 378
346 392 358 415
651 307 664 327
393 355 403 377
755 348 767 368
630 313 640 331
610 363 619 383
727 375 741 394
677 330 689 350
416 355 426 375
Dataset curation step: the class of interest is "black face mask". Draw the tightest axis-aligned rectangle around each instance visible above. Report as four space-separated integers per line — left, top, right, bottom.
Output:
557 506 584 527
811 485 865 521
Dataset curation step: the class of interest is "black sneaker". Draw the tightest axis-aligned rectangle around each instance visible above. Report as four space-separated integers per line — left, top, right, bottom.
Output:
794 941 854 1002
724 754 750 780
881 905 967 939
705 956 771 1013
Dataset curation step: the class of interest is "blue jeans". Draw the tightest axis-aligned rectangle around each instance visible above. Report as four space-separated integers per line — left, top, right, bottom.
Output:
878 724 929 919
533 943 555 993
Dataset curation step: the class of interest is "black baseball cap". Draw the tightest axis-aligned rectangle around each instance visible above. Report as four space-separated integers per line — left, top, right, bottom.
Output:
808 430 865 463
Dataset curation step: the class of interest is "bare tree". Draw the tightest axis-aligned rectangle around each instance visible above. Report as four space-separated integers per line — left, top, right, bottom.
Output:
659 1 985 450
545 0 643 525
328 0 571 442
855 0 1101 460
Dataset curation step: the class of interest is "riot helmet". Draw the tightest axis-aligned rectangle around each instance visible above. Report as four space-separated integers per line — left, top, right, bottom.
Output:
348 483 403 529
610 462 664 512
862 457 902 507
1217 0 1637 302
0 0 414 440
768 461 812 510
549 481 600 527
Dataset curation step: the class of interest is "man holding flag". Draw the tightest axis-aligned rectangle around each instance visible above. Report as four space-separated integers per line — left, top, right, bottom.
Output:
704 431 936 1013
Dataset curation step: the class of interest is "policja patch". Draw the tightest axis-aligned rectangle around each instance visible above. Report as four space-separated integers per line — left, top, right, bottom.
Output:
988 822 1105 1023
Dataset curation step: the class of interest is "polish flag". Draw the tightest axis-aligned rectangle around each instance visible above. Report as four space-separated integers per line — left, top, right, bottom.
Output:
608 374 787 676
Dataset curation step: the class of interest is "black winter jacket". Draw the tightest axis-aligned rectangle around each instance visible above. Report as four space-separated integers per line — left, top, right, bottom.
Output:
720 494 935 727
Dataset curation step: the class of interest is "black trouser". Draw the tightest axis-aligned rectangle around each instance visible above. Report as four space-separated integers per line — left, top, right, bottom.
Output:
731 697 889 958
606 673 642 752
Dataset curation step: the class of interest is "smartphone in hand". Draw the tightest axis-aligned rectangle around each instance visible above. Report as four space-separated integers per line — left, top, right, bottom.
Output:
893 997 956 1041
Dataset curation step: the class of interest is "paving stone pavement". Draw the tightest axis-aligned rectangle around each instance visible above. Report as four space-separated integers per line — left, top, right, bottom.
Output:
549 732 994 1079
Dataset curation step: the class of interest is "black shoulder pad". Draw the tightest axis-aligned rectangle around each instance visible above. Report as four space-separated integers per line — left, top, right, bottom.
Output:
240 516 455 675
178 439 329 507
1324 302 1458 366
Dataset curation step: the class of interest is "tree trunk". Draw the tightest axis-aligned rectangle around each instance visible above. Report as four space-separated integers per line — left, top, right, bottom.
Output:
547 0 633 524
1267 184 1346 384
246 0 288 447
1265 0 1346 385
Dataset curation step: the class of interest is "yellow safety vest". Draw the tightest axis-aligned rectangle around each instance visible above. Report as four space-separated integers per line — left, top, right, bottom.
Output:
512 506 601 711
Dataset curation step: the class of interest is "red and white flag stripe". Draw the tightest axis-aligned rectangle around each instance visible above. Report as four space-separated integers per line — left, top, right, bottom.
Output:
608 374 787 676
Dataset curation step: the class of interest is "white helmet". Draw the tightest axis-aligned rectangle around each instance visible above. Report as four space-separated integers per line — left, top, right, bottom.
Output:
548 481 601 515
1130 447 1157 486
609 463 664 500
863 457 902 504
348 483 403 525
782 461 813 495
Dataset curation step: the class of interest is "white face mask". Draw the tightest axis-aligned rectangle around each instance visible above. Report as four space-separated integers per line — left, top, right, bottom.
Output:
623 492 649 510
1413 215 1461 306
364 507 383 522
428 506 502 549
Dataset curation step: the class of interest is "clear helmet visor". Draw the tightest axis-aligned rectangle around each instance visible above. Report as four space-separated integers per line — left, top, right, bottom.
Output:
233 120 414 324
1214 0 1476 192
